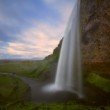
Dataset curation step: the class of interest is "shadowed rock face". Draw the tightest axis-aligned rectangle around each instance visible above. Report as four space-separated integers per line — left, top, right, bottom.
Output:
46 0 110 63
81 0 110 63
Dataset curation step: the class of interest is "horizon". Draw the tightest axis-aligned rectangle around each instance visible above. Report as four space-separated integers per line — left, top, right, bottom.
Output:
0 0 75 60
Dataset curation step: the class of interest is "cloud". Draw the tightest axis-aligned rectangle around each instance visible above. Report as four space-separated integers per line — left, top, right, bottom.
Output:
43 0 74 20
0 21 63 59
0 0 75 59
43 0 56 4
0 0 60 42
9 21 64 57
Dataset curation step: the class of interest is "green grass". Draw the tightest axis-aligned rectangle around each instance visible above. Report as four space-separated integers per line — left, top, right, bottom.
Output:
0 60 110 109
0 75 29 105
0 60 40 77
0 59 55 80
49 51 59 61
29 60 52 80
1 103 110 110
86 73 110 92
0 51 60 81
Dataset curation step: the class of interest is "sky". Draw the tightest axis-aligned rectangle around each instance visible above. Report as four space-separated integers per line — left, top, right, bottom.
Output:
0 0 75 60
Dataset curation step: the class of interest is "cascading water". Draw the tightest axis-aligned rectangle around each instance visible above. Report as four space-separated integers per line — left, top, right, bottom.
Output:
43 0 83 98
54 0 83 98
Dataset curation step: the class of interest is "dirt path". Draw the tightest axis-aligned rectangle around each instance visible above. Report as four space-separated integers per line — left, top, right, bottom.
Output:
0 73 76 103
19 76 77 103
1 73 110 105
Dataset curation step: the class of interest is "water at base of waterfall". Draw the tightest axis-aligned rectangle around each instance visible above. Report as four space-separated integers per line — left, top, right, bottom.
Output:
42 83 84 98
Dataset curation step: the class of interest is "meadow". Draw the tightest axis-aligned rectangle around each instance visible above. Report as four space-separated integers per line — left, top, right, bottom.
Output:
0 74 29 106
0 60 110 110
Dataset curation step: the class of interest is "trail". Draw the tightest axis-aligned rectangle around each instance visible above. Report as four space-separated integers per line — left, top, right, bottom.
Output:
0 73 76 103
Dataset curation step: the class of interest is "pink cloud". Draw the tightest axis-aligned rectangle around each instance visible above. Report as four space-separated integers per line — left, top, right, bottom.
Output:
3 1 74 59
9 21 64 58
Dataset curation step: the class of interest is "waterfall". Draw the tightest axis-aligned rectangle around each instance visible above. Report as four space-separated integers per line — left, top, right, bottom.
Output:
54 0 83 98
43 0 83 98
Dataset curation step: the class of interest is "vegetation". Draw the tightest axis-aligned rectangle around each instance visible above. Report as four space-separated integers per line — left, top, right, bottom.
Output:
0 74 29 105
29 53 59 80
0 60 110 109
28 60 52 80
0 60 40 77
0 60 40 74
0 55 58 80
87 73 110 93
1 102 110 110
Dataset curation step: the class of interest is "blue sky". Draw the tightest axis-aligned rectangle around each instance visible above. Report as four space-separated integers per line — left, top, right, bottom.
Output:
0 0 75 60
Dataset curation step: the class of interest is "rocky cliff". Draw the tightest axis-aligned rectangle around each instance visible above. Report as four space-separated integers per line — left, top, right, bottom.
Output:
46 0 110 63
81 0 110 63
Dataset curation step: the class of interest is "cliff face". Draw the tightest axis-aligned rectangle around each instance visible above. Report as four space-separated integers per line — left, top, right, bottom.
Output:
81 0 110 62
46 0 110 63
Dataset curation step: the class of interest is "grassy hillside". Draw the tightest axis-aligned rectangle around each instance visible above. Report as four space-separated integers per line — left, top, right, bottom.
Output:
0 55 58 81
0 60 40 77
0 74 30 105
87 73 110 93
